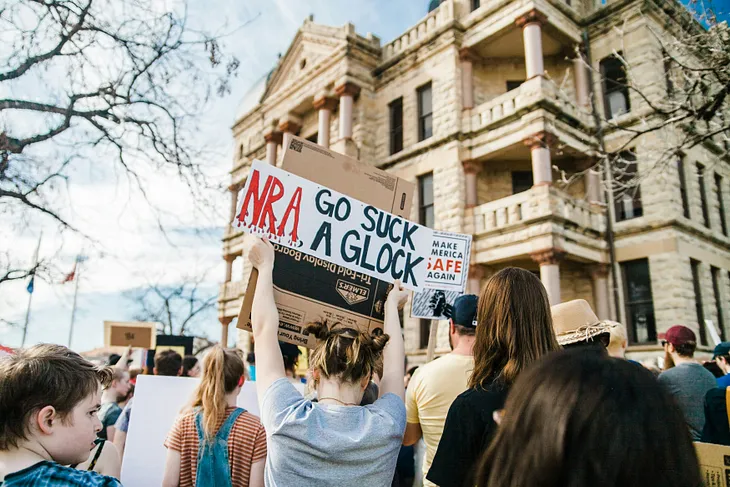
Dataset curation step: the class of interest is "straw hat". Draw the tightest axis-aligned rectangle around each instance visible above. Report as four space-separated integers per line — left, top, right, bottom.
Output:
551 299 615 346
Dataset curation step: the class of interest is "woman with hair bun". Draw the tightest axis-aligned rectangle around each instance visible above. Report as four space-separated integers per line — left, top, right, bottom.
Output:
162 346 266 487
248 236 409 487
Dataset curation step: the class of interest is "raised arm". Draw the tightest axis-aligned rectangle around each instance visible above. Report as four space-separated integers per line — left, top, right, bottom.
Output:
114 345 131 372
248 237 286 406
378 280 409 401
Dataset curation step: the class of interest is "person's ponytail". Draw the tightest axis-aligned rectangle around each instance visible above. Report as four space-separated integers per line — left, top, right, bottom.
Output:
191 346 228 442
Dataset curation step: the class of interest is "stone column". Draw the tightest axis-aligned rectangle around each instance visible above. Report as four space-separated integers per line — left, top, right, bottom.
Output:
525 131 555 186
335 82 361 140
224 255 234 282
468 264 484 295
278 116 302 150
221 317 232 347
313 95 338 148
586 169 603 204
573 53 591 109
264 131 282 165
591 265 611 320
531 249 564 305
463 160 481 208
516 10 547 79
460 48 476 110
229 186 238 222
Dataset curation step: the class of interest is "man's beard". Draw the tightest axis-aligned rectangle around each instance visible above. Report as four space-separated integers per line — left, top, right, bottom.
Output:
664 350 675 370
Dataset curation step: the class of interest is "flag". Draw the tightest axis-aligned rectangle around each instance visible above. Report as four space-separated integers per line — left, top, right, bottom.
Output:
61 261 77 283
26 276 34 294
61 255 87 284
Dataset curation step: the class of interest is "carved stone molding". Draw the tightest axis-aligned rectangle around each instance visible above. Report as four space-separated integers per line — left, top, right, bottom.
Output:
530 248 565 266
515 9 548 29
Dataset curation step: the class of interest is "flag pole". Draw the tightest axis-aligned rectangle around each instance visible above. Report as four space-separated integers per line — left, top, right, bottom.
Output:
20 233 42 348
67 258 82 349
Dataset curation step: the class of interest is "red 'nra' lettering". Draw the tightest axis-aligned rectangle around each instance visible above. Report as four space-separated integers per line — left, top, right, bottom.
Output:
239 170 302 243
278 187 302 243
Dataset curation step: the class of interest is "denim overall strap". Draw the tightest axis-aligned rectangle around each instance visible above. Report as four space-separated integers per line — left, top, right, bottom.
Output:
194 407 246 487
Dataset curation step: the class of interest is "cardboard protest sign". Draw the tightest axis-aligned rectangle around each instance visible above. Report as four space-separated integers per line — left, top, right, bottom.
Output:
239 243 393 347
694 442 730 487
233 160 432 290
104 321 157 349
237 137 415 348
411 289 462 320
424 231 472 292
120 375 259 487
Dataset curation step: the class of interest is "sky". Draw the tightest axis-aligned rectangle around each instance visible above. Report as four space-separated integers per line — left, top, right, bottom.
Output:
0 0 425 353
1 0 725 353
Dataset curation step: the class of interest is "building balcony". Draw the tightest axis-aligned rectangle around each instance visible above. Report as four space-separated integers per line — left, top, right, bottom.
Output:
466 184 607 264
381 0 456 63
466 76 591 135
223 229 246 258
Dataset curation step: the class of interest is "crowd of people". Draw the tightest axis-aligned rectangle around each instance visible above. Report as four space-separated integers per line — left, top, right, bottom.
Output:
0 235 726 486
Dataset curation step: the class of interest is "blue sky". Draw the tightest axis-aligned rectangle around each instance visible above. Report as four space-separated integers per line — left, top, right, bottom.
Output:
0 0 426 352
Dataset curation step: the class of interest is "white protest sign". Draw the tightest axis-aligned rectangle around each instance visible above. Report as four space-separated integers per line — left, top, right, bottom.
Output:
424 231 471 292
234 160 433 290
120 375 259 487
411 289 462 320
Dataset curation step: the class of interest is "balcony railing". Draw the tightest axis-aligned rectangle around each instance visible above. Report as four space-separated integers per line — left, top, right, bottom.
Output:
220 280 247 303
472 185 605 234
468 76 592 133
382 0 455 62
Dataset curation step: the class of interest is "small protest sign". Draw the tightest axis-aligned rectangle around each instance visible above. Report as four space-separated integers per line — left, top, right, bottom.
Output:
411 288 462 320
424 231 472 293
234 160 433 290
104 321 157 349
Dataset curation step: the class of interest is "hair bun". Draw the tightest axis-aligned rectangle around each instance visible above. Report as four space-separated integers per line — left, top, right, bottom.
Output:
305 321 331 341
361 332 390 354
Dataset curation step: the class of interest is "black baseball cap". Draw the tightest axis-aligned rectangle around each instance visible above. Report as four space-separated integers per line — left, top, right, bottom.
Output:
452 294 478 328
713 342 730 358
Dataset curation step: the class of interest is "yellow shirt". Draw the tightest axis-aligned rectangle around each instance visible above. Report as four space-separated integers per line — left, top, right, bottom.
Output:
406 353 474 486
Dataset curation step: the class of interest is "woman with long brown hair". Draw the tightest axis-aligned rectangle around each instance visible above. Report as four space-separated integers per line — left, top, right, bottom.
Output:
248 236 409 486
427 267 559 487
476 349 701 487
162 347 266 487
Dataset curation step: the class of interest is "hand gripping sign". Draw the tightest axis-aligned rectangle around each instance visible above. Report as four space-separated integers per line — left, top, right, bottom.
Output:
234 161 434 291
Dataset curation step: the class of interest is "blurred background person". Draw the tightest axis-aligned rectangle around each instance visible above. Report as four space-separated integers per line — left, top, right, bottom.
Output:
182 355 201 378
658 325 716 440
98 368 131 441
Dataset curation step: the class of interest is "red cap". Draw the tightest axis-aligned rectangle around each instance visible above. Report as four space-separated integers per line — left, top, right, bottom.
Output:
663 325 696 346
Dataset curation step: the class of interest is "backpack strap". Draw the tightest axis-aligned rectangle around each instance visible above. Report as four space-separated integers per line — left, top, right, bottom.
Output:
216 408 245 441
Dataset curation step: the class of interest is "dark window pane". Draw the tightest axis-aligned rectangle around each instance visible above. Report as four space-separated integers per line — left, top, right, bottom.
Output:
622 259 657 344
678 157 690 219
419 172 435 228
698 163 710 227
716 174 727 235
712 266 725 341
418 83 433 142
506 80 524 92
512 171 533 194
471 0 480 10
691 259 708 345
600 54 631 119
613 151 642 222
389 97 404 155
306 133 318 143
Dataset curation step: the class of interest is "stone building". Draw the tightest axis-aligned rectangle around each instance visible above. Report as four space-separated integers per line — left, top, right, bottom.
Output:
219 0 730 364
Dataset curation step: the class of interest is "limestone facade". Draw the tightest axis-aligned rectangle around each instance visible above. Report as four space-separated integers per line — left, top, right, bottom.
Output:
219 0 730 363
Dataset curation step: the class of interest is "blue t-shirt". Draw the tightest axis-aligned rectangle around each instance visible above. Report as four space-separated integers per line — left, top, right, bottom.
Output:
717 373 730 388
262 377 406 487
115 398 133 434
0 461 121 486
